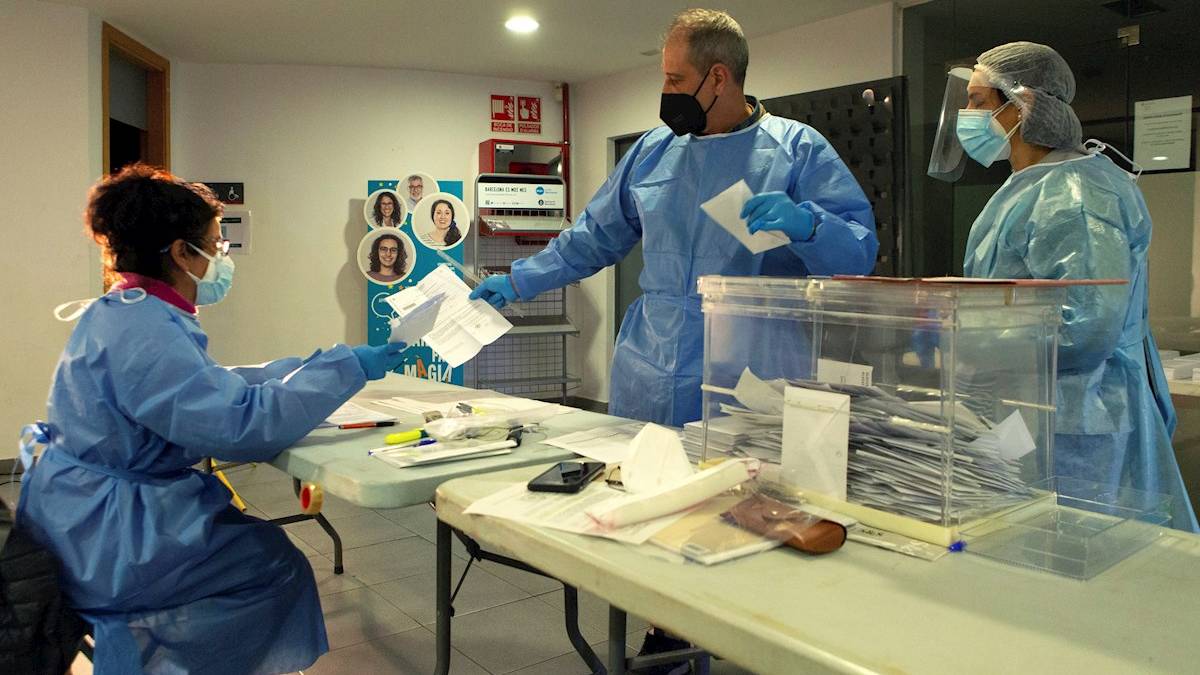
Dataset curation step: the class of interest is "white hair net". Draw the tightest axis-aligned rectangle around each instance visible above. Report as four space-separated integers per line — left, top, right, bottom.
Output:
975 41 1082 149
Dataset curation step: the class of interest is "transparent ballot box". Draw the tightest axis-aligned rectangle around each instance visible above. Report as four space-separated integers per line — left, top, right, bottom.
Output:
958 477 1172 580
696 276 1065 547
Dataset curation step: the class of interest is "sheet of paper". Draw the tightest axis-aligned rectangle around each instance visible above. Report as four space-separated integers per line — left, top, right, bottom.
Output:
817 358 874 386
416 265 512 367
463 481 685 544
385 286 444 345
543 422 653 464
370 440 514 468
318 401 396 428
700 180 790 255
370 393 573 419
733 367 786 415
620 423 695 494
969 410 1036 461
781 385 850 501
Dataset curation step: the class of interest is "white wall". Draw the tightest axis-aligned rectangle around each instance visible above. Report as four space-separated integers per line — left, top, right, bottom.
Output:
567 2 897 402
171 63 562 366
0 0 103 459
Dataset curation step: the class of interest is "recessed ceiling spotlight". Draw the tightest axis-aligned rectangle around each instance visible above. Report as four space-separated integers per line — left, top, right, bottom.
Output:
1152 155 1168 161
506 16 539 33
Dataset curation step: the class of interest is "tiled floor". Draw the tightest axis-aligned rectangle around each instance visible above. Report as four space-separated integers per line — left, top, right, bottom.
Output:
224 463 757 675
6 464 756 675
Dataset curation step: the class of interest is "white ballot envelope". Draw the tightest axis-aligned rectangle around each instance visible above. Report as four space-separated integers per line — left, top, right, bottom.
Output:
701 180 790 255
417 266 512 367
781 385 850 501
385 287 443 345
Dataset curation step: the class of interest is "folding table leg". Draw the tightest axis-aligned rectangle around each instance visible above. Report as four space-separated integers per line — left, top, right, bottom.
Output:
434 518 453 675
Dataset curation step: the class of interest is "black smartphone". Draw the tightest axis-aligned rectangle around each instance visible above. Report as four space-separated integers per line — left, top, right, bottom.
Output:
527 461 606 493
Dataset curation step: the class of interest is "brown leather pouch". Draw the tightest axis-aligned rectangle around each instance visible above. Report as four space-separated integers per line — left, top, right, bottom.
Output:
724 494 847 555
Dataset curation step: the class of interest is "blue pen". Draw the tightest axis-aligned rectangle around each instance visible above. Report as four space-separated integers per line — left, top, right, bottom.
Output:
368 438 437 456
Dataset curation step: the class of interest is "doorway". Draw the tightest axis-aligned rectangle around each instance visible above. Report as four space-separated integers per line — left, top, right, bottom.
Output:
612 132 646 339
102 22 170 173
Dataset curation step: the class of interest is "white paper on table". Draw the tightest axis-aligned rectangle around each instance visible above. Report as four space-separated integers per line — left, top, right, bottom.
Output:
620 423 695 494
700 180 790 255
370 393 573 419
384 286 444 345
415 265 512 367
318 401 396 428
733 367 786 415
370 439 515 468
462 397 574 417
969 410 1036 461
463 481 686 544
586 458 758 530
781 385 850 501
543 422 652 464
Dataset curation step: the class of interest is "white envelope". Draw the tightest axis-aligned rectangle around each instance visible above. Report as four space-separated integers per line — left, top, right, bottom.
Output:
700 180 790 255
385 286 443 345
781 385 850 500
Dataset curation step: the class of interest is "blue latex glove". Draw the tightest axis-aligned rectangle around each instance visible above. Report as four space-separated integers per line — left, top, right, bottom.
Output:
352 342 406 381
911 328 938 369
468 274 518 310
740 192 816 242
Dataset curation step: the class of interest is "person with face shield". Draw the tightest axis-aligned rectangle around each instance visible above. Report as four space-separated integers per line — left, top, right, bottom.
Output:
16 164 407 673
472 8 877 428
927 42 1197 532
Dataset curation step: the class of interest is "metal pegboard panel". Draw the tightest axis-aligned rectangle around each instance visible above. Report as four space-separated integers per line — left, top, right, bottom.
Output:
762 77 906 276
474 235 565 319
466 333 567 400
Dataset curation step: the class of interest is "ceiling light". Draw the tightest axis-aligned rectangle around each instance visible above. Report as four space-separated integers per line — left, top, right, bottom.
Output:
506 16 539 33
1152 156 1169 161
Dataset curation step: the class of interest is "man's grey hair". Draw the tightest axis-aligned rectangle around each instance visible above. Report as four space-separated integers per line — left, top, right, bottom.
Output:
406 175 423 183
665 9 749 85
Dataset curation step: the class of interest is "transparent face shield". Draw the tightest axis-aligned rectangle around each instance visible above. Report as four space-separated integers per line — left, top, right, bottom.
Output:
926 67 973 182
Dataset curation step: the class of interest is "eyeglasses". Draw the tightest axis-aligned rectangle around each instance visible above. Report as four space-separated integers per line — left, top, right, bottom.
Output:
605 466 624 491
158 237 231 256
378 246 399 254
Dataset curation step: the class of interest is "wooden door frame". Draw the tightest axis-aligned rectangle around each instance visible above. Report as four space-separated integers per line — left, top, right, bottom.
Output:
102 22 170 172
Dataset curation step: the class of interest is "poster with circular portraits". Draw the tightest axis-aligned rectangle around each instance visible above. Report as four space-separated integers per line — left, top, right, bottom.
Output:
412 192 471 250
363 187 408 229
400 172 438 214
357 228 417 286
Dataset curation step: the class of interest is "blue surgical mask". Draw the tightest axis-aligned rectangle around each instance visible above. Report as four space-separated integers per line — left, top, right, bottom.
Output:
187 242 235 305
956 102 1020 167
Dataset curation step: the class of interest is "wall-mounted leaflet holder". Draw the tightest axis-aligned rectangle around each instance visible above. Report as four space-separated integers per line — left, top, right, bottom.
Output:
220 209 252 254
475 173 568 237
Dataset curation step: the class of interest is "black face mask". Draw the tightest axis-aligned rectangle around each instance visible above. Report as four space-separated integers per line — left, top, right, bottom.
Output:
659 68 718 136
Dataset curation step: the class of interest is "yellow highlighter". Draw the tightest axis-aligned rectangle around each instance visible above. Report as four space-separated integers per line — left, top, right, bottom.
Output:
384 428 427 446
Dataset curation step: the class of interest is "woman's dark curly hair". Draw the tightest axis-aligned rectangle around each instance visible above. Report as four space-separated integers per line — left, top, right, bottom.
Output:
85 163 222 286
368 233 407 275
372 191 403 227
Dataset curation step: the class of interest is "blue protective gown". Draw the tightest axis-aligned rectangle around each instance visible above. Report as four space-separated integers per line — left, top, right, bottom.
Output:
512 114 878 426
963 150 1199 531
17 290 367 673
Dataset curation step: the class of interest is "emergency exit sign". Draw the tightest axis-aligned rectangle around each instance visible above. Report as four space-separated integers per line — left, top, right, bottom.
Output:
491 94 541 134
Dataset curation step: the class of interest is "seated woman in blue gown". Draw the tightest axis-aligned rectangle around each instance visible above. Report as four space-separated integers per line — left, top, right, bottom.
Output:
17 164 405 674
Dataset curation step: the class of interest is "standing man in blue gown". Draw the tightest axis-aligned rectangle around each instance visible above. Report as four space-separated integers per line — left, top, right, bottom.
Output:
472 8 877 428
